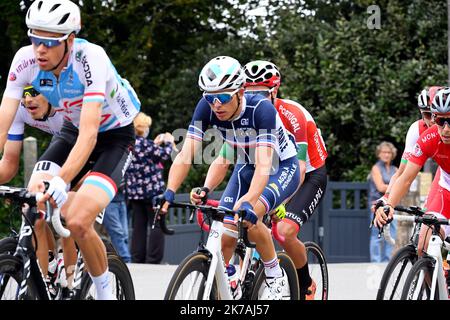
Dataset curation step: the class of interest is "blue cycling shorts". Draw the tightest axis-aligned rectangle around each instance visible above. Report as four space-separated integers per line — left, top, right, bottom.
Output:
219 156 300 224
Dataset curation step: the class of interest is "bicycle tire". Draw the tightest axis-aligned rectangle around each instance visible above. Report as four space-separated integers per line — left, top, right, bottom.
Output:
78 254 135 300
400 257 438 300
164 251 219 300
376 244 417 300
0 254 38 300
251 251 300 300
0 237 18 255
304 241 329 300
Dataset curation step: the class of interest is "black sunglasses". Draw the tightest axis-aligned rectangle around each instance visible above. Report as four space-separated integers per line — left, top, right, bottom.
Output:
434 116 450 127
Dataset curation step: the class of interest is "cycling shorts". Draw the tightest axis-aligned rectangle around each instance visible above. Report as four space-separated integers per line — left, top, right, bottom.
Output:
219 156 300 225
426 185 450 238
33 120 135 201
284 164 327 232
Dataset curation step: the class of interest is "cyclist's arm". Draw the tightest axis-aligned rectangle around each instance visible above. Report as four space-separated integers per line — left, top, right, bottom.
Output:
166 136 202 192
386 161 422 208
299 159 306 186
0 140 22 184
204 155 231 191
0 97 21 153
58 101 102 183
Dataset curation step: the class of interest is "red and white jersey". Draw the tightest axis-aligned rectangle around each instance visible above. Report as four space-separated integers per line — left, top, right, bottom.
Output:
402 119 429 162
408 126 450 191
274 98 327 172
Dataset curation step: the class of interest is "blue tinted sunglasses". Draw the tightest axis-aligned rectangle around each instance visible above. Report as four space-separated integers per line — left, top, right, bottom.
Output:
28 29 70 48
203 88 240 105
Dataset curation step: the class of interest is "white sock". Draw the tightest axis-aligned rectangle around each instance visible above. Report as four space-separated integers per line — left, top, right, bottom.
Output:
90 270 114 300
263 257 283 278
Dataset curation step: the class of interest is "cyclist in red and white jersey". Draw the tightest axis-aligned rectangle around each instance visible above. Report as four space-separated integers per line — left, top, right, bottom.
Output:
375 87 450 255
191 60 328 300
374 86 442 210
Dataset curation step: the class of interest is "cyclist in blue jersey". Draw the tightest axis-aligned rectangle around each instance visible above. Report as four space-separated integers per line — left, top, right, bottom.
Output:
159 56 300 299
0 0 140 299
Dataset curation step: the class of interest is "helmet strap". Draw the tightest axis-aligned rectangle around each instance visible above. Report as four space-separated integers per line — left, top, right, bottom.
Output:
226 91 242 121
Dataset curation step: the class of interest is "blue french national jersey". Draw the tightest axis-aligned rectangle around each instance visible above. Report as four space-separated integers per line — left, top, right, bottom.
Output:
187 93 297 165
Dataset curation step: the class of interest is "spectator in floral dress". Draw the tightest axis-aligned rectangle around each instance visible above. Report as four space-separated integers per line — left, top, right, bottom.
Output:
125 112 175 263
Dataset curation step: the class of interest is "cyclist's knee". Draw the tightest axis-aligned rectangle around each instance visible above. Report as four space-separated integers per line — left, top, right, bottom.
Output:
66 212 94 240
277 220 299 240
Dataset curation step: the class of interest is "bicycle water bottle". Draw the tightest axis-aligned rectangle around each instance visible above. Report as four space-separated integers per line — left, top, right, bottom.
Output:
226 264 242 300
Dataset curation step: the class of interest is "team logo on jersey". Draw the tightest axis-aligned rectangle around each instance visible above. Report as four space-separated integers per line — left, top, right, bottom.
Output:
413 143 423 157
241 118 249 125
75 50 83 62
8 72 16 81
40 79 53 87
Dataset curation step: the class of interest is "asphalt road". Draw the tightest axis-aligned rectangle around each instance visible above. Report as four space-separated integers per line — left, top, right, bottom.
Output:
127 262 388 300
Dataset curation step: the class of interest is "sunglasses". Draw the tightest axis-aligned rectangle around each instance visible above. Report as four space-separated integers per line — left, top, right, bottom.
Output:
421 111 432 120
246 87 275 98
433 116 450 127
28 29 70 48
203 88 240 105
22 86 40 98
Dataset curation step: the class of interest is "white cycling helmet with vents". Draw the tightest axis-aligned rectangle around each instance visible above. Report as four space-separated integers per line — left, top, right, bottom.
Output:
26 0 81 35
198 56 244 92
431 87 450 114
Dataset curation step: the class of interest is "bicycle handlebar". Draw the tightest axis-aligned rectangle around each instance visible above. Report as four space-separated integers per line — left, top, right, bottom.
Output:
0 185 70 238
160 201 256 248
376 205 449 245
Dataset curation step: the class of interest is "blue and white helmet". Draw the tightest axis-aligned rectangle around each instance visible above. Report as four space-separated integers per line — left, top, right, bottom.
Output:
26 0 81 35
198 56 244 92
431 87 450 114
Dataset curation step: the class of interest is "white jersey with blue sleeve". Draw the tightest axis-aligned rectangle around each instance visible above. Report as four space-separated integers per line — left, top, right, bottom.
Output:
4 39 140 132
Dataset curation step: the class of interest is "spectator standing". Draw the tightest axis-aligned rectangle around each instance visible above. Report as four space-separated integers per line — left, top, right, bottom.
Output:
368 141 398 262
125 112 175 263
103 184 132 263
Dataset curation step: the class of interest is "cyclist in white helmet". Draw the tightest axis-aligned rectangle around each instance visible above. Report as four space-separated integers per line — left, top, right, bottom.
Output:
158 56 301 299
1 0 140 299
375 87 450 255
191 60 328 300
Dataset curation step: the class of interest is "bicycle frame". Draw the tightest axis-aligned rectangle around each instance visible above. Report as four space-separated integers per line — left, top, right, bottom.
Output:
203 220 243 300
419 235 449 300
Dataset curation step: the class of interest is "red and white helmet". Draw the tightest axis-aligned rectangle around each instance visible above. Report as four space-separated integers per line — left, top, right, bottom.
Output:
417 86 443 110
26 0 81 35
243 60 281 88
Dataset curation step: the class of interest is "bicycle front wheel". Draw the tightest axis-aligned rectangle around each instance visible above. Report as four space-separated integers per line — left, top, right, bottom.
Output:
305 241 329 300
78 254 135 300
251 251 300 300
376 244 417 300
164 252 219 300
401 257 438 300
0 254 38 300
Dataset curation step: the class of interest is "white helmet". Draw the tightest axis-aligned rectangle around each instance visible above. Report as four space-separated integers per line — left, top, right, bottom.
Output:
198 56 244 92
431 87 450 114
26 0 81 35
